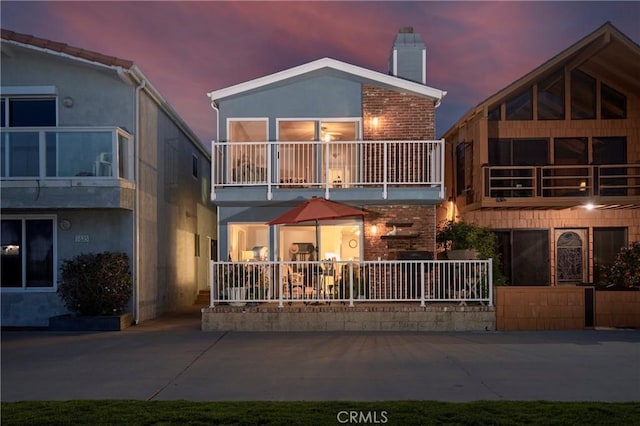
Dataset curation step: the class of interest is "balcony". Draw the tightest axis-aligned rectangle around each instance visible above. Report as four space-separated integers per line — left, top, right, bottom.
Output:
0 127 135 210
210 140 444 204
482 164 640 207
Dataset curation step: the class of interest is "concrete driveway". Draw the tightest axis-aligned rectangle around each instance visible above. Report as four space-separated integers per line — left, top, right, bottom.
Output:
2 309 639 402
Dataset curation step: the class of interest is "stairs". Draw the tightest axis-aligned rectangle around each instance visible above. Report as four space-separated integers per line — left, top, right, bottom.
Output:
195 289 210 306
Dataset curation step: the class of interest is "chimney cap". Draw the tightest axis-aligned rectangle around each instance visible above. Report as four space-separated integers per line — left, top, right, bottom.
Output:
399 26 414 34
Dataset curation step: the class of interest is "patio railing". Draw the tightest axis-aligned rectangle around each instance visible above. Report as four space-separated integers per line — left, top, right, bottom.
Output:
1 127 133 180
210 140 444 200
210 259 493 308
484 164 640 199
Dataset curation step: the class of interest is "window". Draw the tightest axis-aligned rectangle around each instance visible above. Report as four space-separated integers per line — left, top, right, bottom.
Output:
496 229 550 285
455 143 465 195
593 137 626 165
593 227 627 283
489 139 549 166
601 83 626 119
505 88 532 120
192 154 199 179
537 69 565 120
571 70 596 119
229 223 269 261
487 105 501 121
554 138 588 165
1 97 56 127
1 217 56 289
195 233 201 257
228 119 268 183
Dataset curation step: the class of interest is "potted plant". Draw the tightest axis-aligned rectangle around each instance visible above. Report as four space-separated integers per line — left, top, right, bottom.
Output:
436 220 486 259
437 220 508 286
52 252 133 330
224 263 248 306
246 265 267 305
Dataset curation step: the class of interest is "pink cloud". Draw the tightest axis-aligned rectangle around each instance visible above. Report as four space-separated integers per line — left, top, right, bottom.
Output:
2 1 638 140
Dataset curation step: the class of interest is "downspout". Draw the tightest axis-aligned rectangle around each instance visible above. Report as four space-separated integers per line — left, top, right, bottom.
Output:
209 99 219 202
133 78 145 324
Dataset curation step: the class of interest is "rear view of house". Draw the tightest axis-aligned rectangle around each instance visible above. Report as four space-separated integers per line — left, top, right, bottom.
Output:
1 30 216 326
443 22 640 286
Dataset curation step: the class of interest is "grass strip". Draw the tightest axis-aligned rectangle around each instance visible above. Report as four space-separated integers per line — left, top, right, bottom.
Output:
2 400 639 425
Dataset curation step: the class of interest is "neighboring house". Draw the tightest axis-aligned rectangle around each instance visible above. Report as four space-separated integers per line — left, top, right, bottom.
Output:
1 30 216 326
442 22 640 286
207 27 446 279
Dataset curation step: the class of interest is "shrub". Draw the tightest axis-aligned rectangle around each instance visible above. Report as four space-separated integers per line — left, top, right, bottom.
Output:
58 252 132 316
437 220 508 286
597 242 640 289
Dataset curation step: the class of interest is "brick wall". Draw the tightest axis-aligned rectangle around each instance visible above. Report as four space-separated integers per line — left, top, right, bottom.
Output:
364 205 436 260
362 84 436 140
362 85 437 184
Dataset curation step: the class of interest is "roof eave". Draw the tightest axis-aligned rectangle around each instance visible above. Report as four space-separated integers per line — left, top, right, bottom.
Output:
207 57 446 105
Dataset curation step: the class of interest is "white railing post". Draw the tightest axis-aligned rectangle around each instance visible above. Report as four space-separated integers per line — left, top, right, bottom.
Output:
210 261 215 308
382 141 388 199
278 264 284 308
420 262 425 307
266 142 273 200
439 139 445 199
324 141 330 199
349 261 354 307
210 141 217 201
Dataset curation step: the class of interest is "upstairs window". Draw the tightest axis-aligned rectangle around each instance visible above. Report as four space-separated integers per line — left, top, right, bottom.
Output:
571 70 596 119
537 69 565 120
554 138 588 165
487 105 501 121
1 97 56 127
601 83 626 119
505 88 532 120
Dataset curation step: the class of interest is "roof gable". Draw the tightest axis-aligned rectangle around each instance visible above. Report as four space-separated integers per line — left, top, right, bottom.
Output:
444 22 640 136
207 57 446 105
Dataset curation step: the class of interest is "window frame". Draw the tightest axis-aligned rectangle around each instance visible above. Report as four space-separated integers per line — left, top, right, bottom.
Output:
1 95 58 128
1 215 57 292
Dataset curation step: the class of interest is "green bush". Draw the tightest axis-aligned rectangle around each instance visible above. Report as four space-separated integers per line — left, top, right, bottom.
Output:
597 242 640 289
58 252 132 316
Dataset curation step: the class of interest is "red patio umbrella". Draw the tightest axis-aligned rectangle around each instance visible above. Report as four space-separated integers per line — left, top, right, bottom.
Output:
268 197 365 256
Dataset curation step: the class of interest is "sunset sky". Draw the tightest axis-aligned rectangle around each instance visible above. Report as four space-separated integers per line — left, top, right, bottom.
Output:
2 1 638 145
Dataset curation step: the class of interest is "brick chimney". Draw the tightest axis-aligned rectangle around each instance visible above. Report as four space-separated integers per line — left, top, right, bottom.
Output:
388 26 427 84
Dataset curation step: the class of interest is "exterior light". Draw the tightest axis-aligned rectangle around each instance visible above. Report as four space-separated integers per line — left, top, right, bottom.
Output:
371 224 378 235
585 203 595 210
372 117 379 128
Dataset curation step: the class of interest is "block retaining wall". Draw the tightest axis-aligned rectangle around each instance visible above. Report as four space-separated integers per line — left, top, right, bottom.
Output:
201 304 495 332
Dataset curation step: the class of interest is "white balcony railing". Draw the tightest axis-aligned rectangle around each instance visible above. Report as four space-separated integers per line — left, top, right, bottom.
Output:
1 127 133 180
484 164 640 199
211 140 444 199
210 259 493 308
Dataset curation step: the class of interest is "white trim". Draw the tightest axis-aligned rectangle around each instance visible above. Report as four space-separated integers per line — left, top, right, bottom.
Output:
0 85 57 96
208 57 446 103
